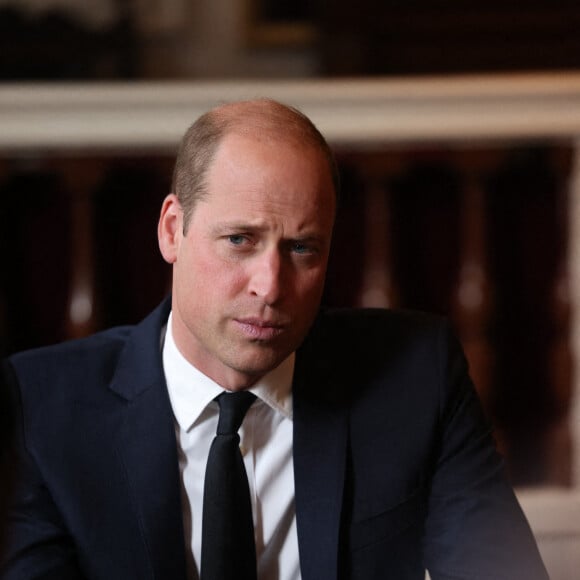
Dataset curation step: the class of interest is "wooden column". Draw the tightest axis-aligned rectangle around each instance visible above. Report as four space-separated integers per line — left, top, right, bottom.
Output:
544 169 573 485
568 140 580 486
359 176 396 308
60 159 102 339
452 170 493 413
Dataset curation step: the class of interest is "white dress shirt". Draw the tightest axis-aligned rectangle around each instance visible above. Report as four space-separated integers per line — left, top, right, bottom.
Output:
163 313 301 580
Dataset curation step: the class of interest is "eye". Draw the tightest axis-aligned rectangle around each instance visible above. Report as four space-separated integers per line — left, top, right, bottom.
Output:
228 234 247 246
291 242 309 254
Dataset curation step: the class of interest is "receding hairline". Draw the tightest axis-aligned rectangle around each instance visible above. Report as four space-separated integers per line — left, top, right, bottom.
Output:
210 98 338 189
172 98 340 231
208 99 329 146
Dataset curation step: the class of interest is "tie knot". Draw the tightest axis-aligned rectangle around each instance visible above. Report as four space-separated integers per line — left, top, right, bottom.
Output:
216 391 256 436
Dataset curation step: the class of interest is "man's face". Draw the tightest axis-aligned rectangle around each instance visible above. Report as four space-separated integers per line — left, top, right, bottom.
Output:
158 132 336 390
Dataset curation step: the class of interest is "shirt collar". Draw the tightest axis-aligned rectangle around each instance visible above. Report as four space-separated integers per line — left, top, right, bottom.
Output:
163 312 294 432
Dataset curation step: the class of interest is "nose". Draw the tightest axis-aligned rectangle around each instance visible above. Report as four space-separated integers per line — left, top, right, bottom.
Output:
248 249 284 305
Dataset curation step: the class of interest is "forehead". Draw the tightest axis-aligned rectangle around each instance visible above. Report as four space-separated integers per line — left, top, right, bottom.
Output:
211 130 332 186
199 131 336 222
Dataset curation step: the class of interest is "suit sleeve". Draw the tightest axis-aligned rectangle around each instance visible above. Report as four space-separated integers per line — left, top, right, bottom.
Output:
0 360 85 580
422 325 549 580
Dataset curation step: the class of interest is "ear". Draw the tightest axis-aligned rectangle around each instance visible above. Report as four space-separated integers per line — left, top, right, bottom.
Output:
158 194 183 264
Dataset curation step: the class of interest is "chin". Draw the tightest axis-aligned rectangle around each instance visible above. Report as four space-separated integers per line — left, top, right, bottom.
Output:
231 352 286 378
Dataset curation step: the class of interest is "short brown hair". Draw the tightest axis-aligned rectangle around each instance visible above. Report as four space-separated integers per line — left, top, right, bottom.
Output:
171 98 339 232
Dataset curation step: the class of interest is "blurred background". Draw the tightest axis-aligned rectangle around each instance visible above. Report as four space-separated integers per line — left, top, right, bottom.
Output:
1 1 580 577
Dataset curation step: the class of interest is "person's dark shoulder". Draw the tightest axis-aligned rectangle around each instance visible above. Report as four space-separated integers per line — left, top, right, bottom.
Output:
4 325 134 408
8 324 133 381
300 307 457 388
317 306 445 329
309 307 451 355
297 307 461 409
7 299 170 397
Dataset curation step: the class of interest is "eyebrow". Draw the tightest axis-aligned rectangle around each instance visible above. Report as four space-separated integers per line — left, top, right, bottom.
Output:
211 222 326 243
211 221 268 235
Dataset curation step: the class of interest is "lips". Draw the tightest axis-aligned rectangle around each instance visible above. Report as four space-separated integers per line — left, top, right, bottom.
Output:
234 318 286 340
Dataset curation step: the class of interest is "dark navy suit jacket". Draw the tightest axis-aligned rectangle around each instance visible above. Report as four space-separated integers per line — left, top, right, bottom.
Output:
1 299 548 579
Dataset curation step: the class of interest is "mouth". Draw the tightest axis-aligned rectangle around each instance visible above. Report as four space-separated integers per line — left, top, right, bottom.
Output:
233 318 287 341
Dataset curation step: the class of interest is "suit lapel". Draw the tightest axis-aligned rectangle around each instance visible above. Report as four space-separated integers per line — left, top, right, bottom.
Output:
292 328 349 580
110 300 187 580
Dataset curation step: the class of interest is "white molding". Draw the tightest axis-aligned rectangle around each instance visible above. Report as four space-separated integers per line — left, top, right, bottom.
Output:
2 73 580 152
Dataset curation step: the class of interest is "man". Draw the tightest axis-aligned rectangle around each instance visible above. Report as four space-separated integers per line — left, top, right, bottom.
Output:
2 99 547 579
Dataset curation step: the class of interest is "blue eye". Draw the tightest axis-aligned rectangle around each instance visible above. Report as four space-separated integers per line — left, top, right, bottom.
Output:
292 242 310 254
228 235 246 246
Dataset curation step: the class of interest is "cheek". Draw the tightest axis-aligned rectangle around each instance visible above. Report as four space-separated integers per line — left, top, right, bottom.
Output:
175 242 248 303
294 268 327 301
199 259 248 299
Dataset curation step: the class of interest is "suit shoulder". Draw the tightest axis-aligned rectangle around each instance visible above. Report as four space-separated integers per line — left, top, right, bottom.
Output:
10 325 131 368
316 307 450 342
6 325 134 397
302 308 459 380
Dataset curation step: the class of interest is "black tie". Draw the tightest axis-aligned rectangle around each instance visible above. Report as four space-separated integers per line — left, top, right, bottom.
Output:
201 391 258 580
